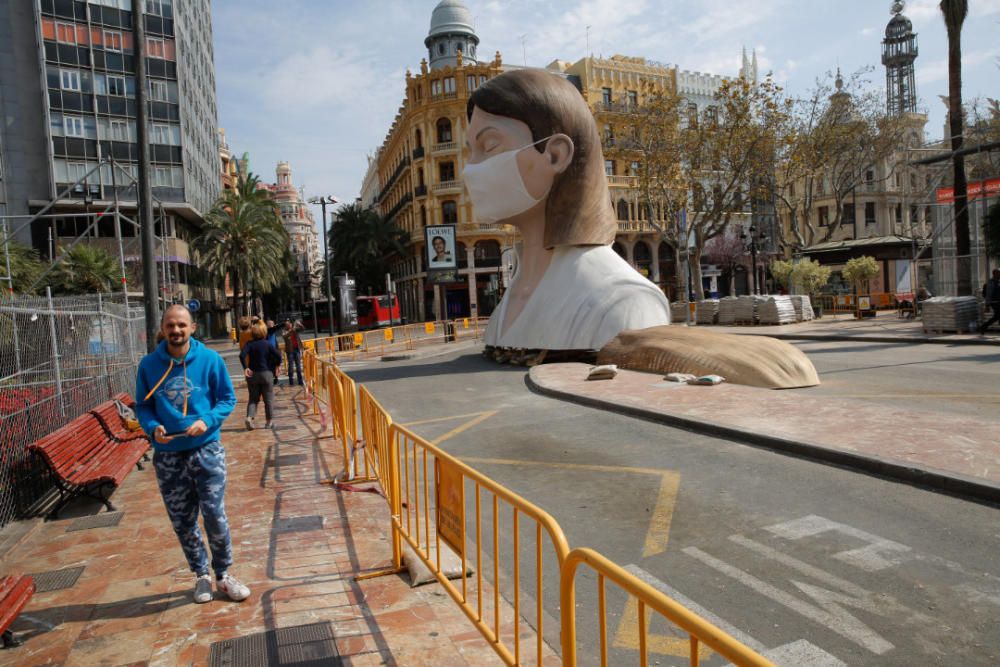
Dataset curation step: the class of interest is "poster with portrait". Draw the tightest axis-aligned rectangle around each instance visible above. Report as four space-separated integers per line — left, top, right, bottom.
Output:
425 225 457 270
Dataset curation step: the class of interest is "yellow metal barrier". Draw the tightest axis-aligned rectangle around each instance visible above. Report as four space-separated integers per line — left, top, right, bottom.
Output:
560 548 775 667
389 422 570 667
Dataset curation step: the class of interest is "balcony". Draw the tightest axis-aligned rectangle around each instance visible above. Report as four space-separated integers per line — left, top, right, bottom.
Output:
433 180 462 194
412 146 425 160
457 222 515 235
607 175 638 188
432 142 458 154
617 221 657 234
414 184 427 198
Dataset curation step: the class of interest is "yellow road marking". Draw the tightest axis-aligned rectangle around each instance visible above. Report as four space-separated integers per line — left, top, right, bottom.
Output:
430 410 497 445
401 411 496 427
614 598 714 660
642 472 680 558
463 456 671 478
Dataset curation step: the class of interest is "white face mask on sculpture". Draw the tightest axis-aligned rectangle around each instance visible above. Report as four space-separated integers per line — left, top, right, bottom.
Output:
462 136 553 223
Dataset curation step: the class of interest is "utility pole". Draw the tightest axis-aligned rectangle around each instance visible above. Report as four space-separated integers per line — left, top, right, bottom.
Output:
132 0 159 350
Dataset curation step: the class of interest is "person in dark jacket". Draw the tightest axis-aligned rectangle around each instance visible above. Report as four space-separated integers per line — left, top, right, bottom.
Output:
981 269 1000 334
239 320 281 429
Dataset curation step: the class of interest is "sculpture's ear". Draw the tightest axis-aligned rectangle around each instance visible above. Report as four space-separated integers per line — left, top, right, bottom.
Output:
544 133 574 175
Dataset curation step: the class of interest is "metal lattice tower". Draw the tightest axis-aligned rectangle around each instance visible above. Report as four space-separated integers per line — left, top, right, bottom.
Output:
882 1 918 116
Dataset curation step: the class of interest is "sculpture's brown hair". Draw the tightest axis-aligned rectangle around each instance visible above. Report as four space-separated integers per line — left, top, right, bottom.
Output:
468 69 616 248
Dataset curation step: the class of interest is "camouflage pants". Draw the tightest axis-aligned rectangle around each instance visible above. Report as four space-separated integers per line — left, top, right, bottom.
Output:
153 441 233 578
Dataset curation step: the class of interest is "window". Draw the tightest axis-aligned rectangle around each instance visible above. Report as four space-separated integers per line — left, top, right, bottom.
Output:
629 161 640 176
106 75 126 96
103 30 123 52
842 203 856 226
147 37 166 59
55 22 76 44
910 205 918 223
895 204 902 225
150 79 168 101
60 69 80 91
865 201 876 225
865 169 875 183
627 90 637 107
617 199 629 220
688 103 699 126
438 43 445 56
479 75 487 85
436 118 452 143
66 162 88 184
443 77 455 94
145 0 171 16
110 119 128 141
705 106 718 124
64 115 84 137
909 172 917 189
442 200 457 224
603 124 614 144
602 88 612 105
467 75 477 92
431 79 442 96
604 160 615 176
470 45 476 58
153 166 171 186
818 205 830 226
151 123 170 144
439 161 455 182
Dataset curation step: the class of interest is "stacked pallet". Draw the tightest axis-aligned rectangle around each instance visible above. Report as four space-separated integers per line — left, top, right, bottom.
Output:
758 295 798 325
670 301 690 323
921 297 980 333
734 295 766 324
790 295 815 322
718 297 740 325
696 299 720 325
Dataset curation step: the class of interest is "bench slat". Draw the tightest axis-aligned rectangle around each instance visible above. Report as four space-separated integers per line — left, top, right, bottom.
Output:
0 574 35 636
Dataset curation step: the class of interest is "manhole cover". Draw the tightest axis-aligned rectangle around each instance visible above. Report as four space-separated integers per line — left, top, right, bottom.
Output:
29 565 85 593
66 511 124 532
275 454 305 466
274 515 324 534
208 621 341 666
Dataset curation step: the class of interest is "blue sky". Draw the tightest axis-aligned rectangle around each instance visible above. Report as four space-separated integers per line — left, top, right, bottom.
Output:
213 0 999 227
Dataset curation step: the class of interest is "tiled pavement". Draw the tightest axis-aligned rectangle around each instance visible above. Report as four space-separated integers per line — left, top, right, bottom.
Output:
0 383 549 666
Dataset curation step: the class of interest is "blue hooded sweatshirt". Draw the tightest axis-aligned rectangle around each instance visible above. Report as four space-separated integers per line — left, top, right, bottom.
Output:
135 338 236 452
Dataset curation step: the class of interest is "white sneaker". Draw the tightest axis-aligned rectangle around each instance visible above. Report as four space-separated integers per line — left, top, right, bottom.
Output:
217 573 250 601
245 417 254 430
193 574 213 603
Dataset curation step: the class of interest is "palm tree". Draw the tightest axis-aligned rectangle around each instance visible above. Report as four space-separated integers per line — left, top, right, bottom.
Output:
941 0 970 294
196 172 291 316
51 244 120 294
328 203 407 294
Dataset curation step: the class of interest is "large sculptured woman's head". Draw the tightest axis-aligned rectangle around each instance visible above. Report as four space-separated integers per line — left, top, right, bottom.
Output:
467 69 616 248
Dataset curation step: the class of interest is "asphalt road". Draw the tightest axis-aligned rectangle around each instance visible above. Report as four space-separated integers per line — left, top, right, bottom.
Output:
340 341 999 666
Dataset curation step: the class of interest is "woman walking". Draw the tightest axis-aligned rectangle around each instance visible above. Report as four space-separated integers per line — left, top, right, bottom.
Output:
239 320 281 430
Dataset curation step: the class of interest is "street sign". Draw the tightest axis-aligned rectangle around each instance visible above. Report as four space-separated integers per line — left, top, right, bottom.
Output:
187 299 200 312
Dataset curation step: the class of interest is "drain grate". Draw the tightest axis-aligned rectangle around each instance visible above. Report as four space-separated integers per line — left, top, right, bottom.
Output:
273 515 324 534
208 621 340 666
274 454 306 467
30 565 85 593
66 511 124 532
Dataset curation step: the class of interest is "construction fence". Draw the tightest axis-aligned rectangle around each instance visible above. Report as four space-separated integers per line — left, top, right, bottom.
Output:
0 291 144 527
303 339 776 667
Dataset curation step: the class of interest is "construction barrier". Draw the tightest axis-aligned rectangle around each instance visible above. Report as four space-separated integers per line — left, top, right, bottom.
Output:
301 337 773 666
561 547 776 667
816 292 895 314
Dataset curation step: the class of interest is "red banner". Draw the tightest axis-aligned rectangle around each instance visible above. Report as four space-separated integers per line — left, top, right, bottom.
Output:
935 178 1000 203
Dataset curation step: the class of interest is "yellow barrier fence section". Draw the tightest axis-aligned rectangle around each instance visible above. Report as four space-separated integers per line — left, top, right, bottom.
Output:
389 422 570 667
560 547 776 667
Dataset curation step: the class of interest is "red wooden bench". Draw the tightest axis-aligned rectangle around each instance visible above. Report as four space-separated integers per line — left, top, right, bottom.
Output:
0 574 34 648
28 411 148 520
90 394 151 453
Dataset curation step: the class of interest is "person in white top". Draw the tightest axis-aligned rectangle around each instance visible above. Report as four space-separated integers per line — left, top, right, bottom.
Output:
463 69 670 351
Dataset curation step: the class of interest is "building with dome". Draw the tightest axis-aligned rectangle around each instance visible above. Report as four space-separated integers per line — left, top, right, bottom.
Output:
261 162 322 302
425 0 480 71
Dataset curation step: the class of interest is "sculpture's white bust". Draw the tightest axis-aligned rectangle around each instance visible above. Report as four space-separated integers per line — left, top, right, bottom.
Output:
464 69 670 351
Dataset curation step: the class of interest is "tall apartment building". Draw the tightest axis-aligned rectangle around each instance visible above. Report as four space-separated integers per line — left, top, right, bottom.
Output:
261 162 321 302
0 0 224 330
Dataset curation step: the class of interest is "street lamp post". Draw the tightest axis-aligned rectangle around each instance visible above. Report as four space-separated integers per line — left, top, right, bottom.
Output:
308 195 339 336
741 224 767 295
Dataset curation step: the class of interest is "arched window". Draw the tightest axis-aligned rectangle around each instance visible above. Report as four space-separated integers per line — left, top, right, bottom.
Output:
436 118 452 143
612 242 627 259
633 241 652 278
616 199 629 220
442 200 457 224
474 240 501 267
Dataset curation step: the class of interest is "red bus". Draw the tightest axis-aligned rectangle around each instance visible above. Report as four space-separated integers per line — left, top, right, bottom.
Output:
357 295 401 330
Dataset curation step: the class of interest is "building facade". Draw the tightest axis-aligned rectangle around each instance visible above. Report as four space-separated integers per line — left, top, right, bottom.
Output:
261 162 321 302
0 0 224 329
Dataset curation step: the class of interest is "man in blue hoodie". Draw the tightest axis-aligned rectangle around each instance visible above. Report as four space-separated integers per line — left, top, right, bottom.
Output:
136 304 249 604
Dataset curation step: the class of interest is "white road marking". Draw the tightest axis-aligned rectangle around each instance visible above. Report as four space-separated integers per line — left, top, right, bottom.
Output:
625 564 845 666
682 546 895 655
764 515 914 572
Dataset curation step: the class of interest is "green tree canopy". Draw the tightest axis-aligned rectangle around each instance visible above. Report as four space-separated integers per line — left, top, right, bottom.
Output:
842 255 880 291
327 203 407 295
1 241 45 295
51 244 120 294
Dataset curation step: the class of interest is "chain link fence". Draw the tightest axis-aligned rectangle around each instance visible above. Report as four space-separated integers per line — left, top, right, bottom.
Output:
0 292 145 527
